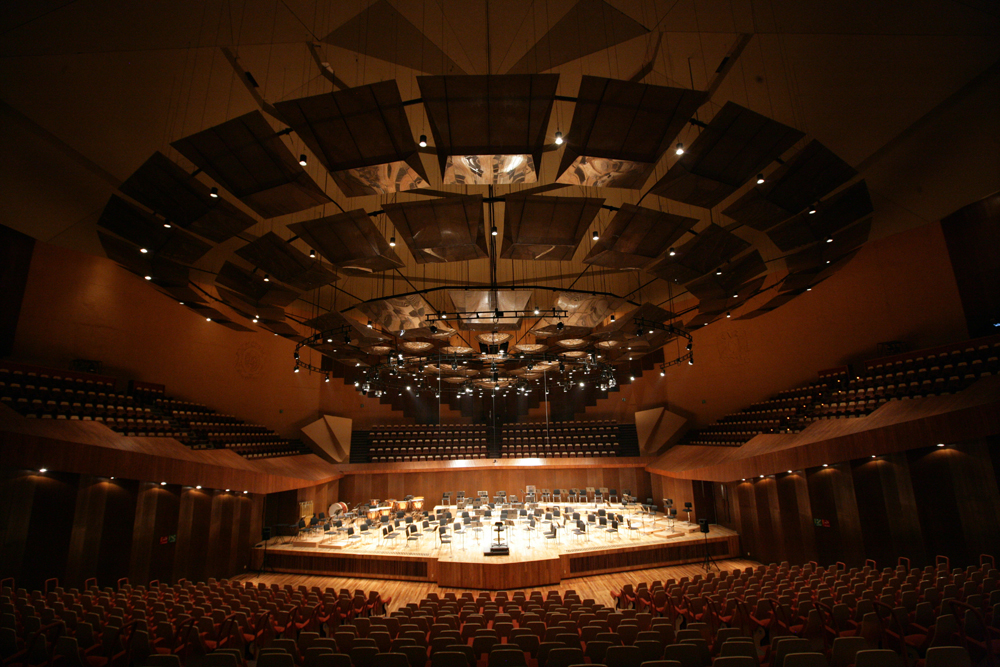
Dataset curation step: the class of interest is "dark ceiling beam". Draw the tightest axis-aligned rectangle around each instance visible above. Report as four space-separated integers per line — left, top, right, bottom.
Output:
306 43 351 90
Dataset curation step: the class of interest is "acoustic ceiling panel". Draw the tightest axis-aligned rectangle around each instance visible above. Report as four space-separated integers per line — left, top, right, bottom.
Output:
234 232 338 292
215 287 286 321
304 312 390 343
684 250 766 301
593 302 675 336
98 231 193 290
722 140 857 231
781 249 862 293
501 194 604 261
695 275 767 314
355 295 434 333
583 204 697 270
556 76 706 189
784 218 872 273
767 180 874 252
383 195 488 264
97 195 212 264
215 261 300 307
273 81 429 197
418 74 559 184
647 102 804 208
449 290 532 331
736 290 805 320
171 110 332 218
323 0 465 75
507 0 648 74
118 152 257 242
288 209 403 275
645 223 751 284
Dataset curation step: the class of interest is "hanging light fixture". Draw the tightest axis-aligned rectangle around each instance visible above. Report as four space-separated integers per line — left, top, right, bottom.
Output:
389 236 396 247
675 142 685 155
418 134 427 147
299 154 308 166
554 131 563 145
209 186 219 198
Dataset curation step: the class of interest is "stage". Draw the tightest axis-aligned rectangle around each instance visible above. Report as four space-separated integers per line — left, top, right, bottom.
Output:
253 505 741 589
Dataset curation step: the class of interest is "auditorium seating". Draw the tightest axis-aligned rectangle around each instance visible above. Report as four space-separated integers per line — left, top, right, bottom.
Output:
685 334 1000 446
367 425 489 462
500 421 621 459
2 553 993 667
0 361 309 460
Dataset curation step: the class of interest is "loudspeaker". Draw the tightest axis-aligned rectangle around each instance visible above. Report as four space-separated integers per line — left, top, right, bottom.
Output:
698 519 710 533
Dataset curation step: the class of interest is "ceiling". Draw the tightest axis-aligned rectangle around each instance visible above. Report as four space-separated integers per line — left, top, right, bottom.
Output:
1 0 998 367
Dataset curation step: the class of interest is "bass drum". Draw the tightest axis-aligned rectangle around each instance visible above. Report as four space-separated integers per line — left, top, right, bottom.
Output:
328 502 349 518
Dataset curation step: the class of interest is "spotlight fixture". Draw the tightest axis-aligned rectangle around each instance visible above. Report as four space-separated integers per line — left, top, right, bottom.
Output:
389 236 396 247
610 314 615 322
429 325 438 334
309 248 316 258
418 134 427 147
325 375 330 383
937 443 945 447
716 269 722 275
252 317 258 323
579 381 584 387
263 274 269 282
299 154 307 166
675 142 685 155
686 342 692 351
592 230 599 241
726 312 731 318
533 306 539 315
688 356 694 366
826 236 833 243
160 481 167 486
823 463 829 467
668 247 676 256
554 131 563 145
756 173 765 184
293 365 299 373
556 321 564 331
491 225 498 236
206 317 211 322
440 313 447 319
660 369 665 377
140 247 148 254
808 204 818 215
629 375 635 381
196 485 202 489
39 468 47 473
367 320 373 328
163 222 172 228
144 275 152 280
209 186 219 198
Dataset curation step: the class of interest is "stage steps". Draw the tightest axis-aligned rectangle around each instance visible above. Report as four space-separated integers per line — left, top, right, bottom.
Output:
349 430 371 463
616 424 641 457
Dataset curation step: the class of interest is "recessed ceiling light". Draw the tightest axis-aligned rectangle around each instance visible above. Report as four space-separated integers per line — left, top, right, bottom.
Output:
39 468 47 473
144 275 151 280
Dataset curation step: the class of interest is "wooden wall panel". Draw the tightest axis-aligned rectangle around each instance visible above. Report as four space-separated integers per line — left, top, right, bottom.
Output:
720 435 1000 570
0 469 259 590
775 473 816 567
332 467 651 522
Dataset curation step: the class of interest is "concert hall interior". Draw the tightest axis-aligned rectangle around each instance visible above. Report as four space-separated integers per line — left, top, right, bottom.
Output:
1 1 999 665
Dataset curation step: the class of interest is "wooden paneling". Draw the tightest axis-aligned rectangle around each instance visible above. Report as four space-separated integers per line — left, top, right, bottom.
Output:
335 467 651 523
940 193 1000 338
0 225 35 358
0 469 261 590
438 557 562 589
720 435 1000 570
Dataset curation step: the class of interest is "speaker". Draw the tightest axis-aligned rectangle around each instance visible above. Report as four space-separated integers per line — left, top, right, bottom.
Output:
698 519 709 533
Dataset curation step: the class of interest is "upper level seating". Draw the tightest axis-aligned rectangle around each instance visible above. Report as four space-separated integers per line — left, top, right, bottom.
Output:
367 424 488 462
500 420 620 458
685 334 1000 447
0 361 309 460
2 553 991 667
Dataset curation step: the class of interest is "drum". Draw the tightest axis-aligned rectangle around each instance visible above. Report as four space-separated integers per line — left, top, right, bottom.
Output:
378 506 392 518
411 497 425 511
390 499 406 513
328 501 349 517
366 506 381 521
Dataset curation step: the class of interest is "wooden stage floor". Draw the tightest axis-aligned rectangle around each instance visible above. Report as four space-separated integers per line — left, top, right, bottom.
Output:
255 508 741 589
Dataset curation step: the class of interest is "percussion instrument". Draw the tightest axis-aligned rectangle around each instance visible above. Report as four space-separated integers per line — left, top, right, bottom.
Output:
366 506 381 521
391 499 406 512
411 496 425 511
378 506 392 518
328 501 349 518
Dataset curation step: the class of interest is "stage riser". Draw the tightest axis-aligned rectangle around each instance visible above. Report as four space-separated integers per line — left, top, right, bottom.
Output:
256 534 741 589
